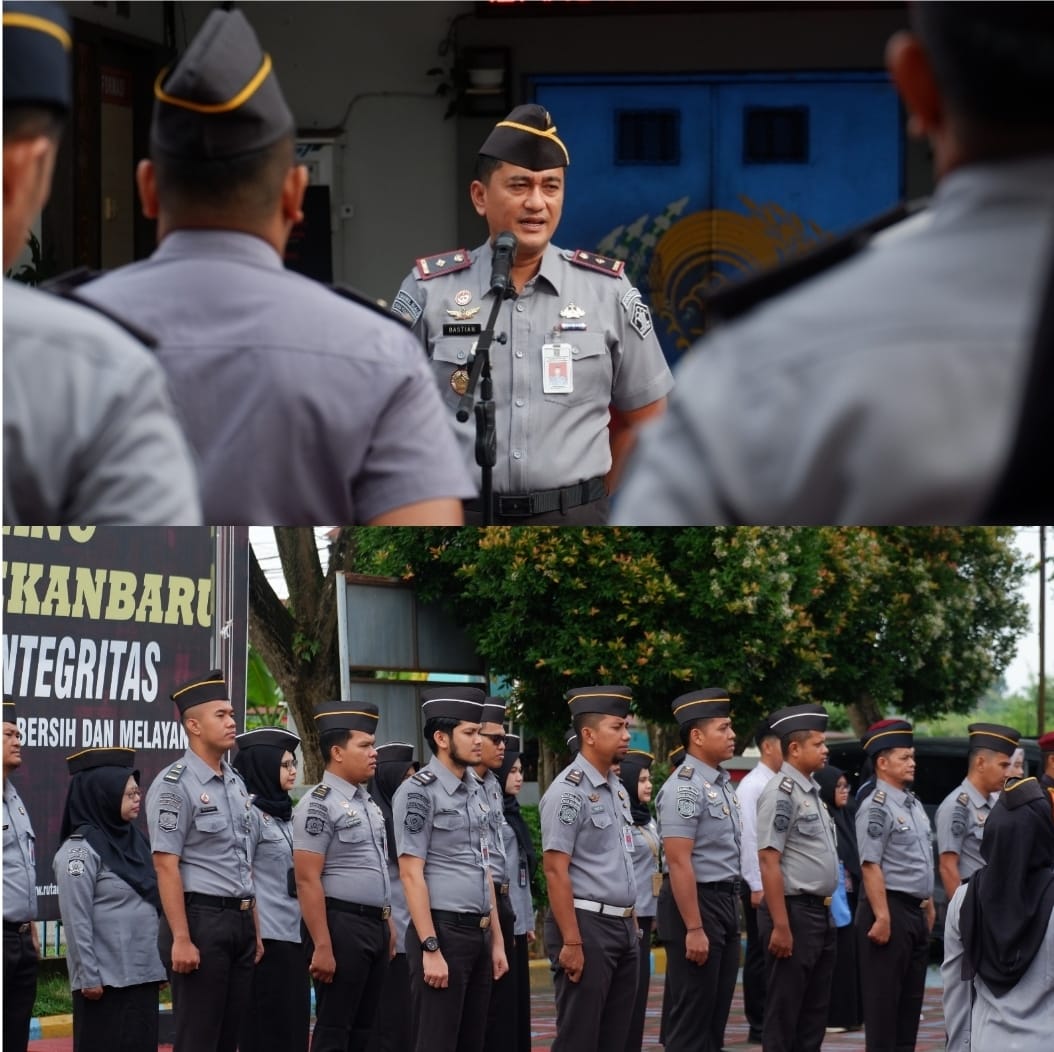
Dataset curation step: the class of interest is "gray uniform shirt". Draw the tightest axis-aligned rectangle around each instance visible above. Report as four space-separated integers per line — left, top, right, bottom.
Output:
394 241 674 494
79 230 474 524
292 772 390 908
628 818 661 918
145 750 254 897
53 835 166 991
655 760 742 883
393 756 492 914
755 763 838 897
476 768 509 885
936 779 993 883
248 808 300 942
2 779 36 922
500 821 534 936
3 280 201 525
855 779 934 899
615 156 1054 525
538 755 637 908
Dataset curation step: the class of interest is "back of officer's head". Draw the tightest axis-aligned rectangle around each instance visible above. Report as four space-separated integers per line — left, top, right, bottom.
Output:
912 3 1054 156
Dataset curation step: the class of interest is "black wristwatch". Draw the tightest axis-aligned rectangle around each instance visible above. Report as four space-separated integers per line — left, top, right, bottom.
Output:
422 935 440 952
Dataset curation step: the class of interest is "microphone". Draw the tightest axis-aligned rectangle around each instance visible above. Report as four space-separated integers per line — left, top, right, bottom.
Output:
489 231 518 293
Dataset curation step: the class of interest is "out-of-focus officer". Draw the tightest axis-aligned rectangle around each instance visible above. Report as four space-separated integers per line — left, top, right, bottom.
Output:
145 670 258 1052
393 687 508 1052
654 688 741 1052
539 685 639 1052
755 704 838 1052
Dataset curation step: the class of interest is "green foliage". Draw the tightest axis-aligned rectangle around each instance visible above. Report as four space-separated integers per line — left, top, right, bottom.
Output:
245 646 286 729
291 631 321 664
33 970 73 1017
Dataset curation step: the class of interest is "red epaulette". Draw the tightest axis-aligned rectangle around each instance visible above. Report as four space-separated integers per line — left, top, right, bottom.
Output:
414 249 472 280
569 249 625 277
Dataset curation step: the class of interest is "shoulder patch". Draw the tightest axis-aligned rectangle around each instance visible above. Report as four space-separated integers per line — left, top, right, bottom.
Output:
412 769 438 786
872 789 886 805
415 249 471 281
564 768 584 786
620 286 654 339
866 807 887 839
568 249 625 277
956 791 969 806
779 777 795 795
391 289 423 326
311 784 331 800
677 764 694 779
558 792 583 824
163 763 186 784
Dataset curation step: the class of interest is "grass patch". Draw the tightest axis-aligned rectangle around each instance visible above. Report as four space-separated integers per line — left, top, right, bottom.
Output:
33 971 73 1017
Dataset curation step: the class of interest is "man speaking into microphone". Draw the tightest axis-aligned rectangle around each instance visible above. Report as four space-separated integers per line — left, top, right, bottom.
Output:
393 104 673 525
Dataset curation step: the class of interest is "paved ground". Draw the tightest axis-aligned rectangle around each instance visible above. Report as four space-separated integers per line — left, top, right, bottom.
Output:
27 966 950 1052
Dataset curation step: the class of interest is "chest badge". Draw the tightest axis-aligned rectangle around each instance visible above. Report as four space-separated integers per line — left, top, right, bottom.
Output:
446 306 481 322
200 793 210 804
559 302 585 320
588 793 600 803
450 368 470 395
454 289 473 307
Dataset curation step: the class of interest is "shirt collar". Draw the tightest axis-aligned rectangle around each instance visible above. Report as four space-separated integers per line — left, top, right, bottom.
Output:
426 754 473 797
780 761 819 794
323 769 366 802
472 239 566 298
575 754 612 789
183 749 231 785
875 777 911 806
961 778 991 808
155 229 285 269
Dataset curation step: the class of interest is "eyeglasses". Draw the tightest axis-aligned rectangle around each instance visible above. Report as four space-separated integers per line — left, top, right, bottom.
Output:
480 733 506 746
279 761 298 770
124 789 142 800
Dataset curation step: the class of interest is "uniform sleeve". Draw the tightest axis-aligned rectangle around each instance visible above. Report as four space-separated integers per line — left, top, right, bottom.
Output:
538 782 586 855
936 794 968 855
53 840 102 990
146 778 190 855
609 272 674 412
856 801 892 864
393 780 434 860
292 792 336 855
940 886 971 1052
655 777 702 840
755 780 792 855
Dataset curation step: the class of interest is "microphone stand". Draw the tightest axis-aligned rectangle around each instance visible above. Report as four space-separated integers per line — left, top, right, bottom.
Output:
455 278 515 525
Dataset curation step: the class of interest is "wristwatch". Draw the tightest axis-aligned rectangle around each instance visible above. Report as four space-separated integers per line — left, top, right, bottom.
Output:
422 936 440 952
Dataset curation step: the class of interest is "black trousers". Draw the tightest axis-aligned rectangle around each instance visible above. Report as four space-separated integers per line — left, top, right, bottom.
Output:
160 901 256 1052
856 894 929 1052
463 497 609 526
827 892 862 1030
544 908 638 1052
758 898 836 1052
740 889 766 1036
510 934 532 1052
239 938 310 1052
622 915 653 1052
657 881 740 1052
305 909 389 1052
482 894 518 1052
72 982 160 1052
406 916 494 1052
364 952 412 1052
2 925 37 1052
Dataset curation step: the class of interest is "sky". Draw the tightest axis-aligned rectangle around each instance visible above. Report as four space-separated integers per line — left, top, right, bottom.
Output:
248 526 1052 695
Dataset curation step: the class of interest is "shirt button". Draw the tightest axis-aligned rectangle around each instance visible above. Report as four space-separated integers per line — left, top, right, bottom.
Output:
515 399 525 407
515 350 524 358
515 304 525 312
458 350 466 360
512 450 523 459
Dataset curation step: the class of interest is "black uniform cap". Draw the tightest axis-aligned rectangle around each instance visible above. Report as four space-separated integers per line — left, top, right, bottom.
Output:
65 747 136 775
421 686 486 724
623 749 654 769
376 742 416 766
2 698 17 724
767 704 828 741
235 728 301 753
754 716 777 746
314 701 379 736
170 669 228 716
999 775 1047 810
480 698 507 725
503 733 522 754
671 688 731 726
3 2 72 115
667 745 686 767
151 7 294 161
478 103 570 171
565 685 632 719
967 722 1021 757
565 727 580 753
861 718 913 757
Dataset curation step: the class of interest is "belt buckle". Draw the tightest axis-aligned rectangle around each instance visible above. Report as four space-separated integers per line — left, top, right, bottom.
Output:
239 898 253 911
500 883 510 896
479 916 490 930
381 906 392 920
823 896 832 907
502 496 530 516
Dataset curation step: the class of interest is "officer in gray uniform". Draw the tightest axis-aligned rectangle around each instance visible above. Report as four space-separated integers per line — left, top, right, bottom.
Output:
78 7 471 526
539 685 638 1052
2 2 199 526
145 669 256 1052
654 688 741 1052
293 702 391 1052
935 722 1019 901
394 104 674 525
393 687 507 1052
3 699 38 1052
755 705 838 1052
855 719 935 1052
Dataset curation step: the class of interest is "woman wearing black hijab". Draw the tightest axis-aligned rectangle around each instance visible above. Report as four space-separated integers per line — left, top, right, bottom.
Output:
619 749 661 1052
814 763 863 1032
233 727 309 1052
53 747 165 1052
365 742 420 1052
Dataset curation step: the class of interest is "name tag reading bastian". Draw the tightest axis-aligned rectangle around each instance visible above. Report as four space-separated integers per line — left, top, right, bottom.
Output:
542 338 573 394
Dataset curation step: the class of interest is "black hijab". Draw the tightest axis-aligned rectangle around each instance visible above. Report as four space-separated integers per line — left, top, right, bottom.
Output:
814 764 860 880
232 744 293 822
497 744 537 881
369 757 417 865
960 777 1054 996
618 757 653 826
60 765 159 910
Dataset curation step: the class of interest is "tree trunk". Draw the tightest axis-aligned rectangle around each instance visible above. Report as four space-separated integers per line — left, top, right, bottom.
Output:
847 692 883 736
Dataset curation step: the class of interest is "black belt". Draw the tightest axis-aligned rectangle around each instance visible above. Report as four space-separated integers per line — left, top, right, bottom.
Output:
489 477 606 517
325 897 391 920
184 892 255 911
787 893 832 909
432 908 491 930
3 921 32 934
887 890 927 908
698 880 741 895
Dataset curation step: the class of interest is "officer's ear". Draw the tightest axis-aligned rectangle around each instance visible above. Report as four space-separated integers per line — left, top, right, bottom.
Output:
885 31 944 141
469 179 488 218
281 164 309 226
136 159 159 220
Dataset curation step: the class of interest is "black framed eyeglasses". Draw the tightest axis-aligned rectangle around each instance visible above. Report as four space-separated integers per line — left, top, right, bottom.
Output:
279 760 298 770
480 733 506 746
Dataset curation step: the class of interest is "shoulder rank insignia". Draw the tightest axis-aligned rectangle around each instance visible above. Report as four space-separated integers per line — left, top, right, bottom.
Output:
873 789 887 805
163 762 186 783
565 768 584 786
956 791 969 806
779 777 795 795
677 764 694 779
415 249 471 281
311 784 331 800
412 769 438 786
568 249 625 277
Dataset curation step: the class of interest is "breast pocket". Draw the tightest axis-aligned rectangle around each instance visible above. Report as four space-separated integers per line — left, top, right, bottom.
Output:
193 813 227 835
795 815 823 837
431 337 476 411
542 333 611 409
433 810 467 832
589 810 613 830
706 802 728 821
336 822 370 845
